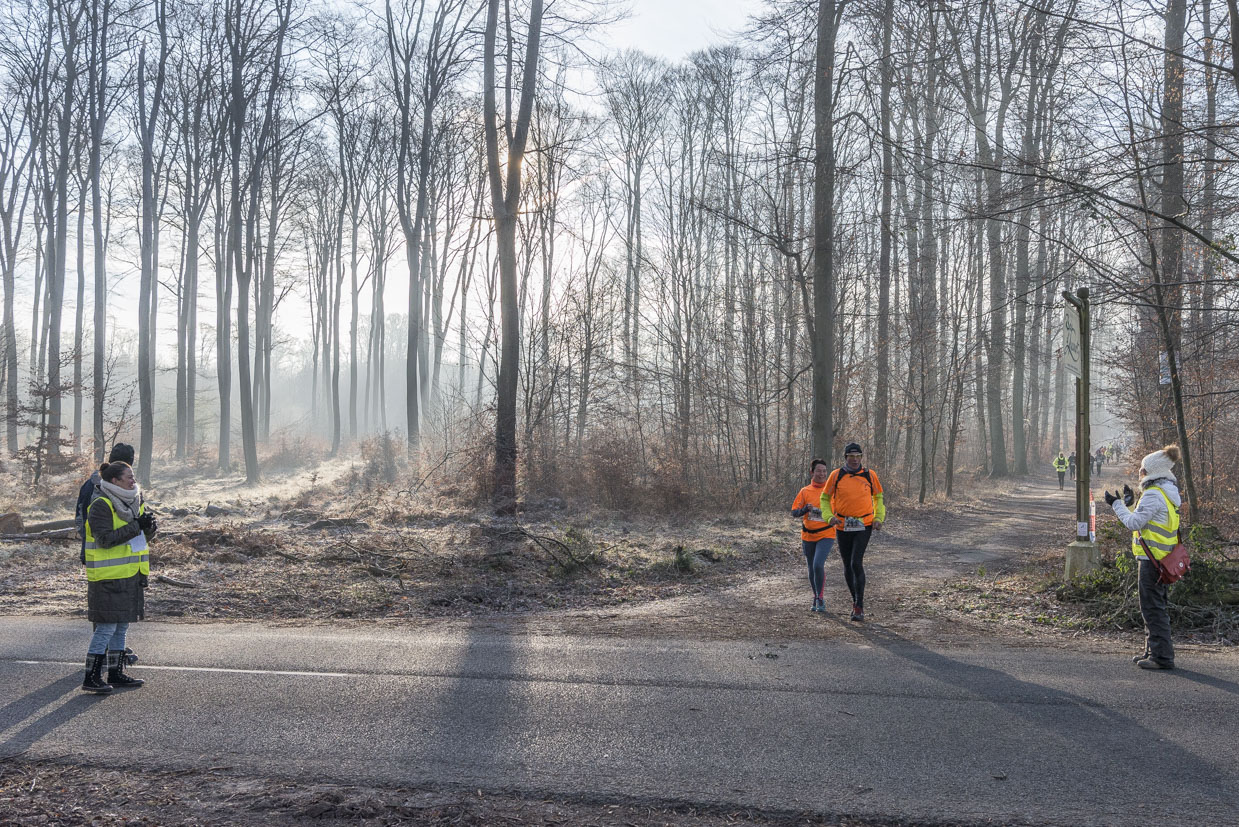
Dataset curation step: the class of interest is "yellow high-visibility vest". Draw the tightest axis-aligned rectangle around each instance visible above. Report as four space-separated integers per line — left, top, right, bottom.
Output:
1131 486 1179 561
83 497 149 582
1053 456 1068 471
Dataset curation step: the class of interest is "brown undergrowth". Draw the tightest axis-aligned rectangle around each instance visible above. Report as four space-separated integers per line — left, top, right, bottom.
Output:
0 758 925 827
0 467 789 623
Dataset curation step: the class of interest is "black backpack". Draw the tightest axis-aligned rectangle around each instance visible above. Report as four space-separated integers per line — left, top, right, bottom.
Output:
827 466 873 498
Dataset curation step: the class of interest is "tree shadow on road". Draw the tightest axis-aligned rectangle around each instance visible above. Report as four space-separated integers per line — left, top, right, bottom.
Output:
0 672 97 760
1167 667 1239 696
402 618 521 788
849 621 1232 794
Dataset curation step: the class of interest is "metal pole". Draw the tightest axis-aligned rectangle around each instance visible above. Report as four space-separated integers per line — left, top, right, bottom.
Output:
1062 288 1096 578
1077 287 1090 540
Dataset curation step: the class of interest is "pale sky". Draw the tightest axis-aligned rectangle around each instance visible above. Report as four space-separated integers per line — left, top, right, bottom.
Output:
13 0 766 372
605 0 756 60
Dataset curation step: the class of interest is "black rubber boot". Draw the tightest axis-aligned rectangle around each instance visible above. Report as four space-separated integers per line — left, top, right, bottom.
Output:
107 650 144 689
82 653 113 694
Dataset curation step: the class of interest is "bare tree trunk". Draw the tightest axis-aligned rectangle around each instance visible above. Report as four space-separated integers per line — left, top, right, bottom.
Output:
484 0 544 510
215 173 232 471
1145 0 1196 512
1011 63 1038 476
225 0 288 483
86 0 112 461
73 189 85 452
811 0 845 459
44 1 84 460
873 0 893 472
135 3 168 485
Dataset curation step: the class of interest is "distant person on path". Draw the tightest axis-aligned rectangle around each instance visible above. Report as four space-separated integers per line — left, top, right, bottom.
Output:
75 442 136 565
1104 444 1181 671
1094 449 1104 477
791 458 835 613
1054 452 1069 489
82 460 157 693
1067 451 1076 481
820 443 885 622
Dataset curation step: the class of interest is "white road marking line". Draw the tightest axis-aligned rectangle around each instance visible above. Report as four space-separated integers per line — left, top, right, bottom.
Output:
12 660 353 678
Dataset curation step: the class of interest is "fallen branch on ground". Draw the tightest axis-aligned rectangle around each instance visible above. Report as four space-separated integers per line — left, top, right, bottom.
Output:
155 574 199 589
0 528 78 542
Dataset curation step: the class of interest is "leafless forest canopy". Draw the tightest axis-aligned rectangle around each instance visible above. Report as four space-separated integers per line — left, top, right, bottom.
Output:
0 0 1235 511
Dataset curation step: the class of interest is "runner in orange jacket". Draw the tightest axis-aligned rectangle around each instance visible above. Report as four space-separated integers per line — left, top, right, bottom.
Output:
791 458 836 613
820 442 886 621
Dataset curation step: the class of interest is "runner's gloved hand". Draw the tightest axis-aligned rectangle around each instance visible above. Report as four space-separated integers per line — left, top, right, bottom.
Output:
1122 484 1135 507
1103 490 1119 506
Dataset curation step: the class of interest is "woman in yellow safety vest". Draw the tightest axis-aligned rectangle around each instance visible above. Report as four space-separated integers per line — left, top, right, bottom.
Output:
1104 444 1181 671
82 460 157 693
1053 453 1068 489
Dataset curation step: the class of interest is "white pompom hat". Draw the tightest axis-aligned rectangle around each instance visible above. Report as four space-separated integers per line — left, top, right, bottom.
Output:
1139 445 1179 486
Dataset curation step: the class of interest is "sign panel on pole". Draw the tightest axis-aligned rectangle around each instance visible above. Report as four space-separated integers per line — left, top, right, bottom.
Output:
1063 306 1082 378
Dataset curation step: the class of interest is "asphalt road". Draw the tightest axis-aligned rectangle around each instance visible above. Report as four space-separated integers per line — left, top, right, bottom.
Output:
2 616 1238 826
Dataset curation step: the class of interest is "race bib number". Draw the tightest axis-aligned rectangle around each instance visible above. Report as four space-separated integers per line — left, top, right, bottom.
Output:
842 517 866 532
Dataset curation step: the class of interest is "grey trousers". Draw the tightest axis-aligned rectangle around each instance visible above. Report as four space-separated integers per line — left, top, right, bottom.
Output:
1138 559 1175 665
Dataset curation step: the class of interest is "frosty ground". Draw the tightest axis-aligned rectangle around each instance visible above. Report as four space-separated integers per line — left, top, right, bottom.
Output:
0 459 1232 826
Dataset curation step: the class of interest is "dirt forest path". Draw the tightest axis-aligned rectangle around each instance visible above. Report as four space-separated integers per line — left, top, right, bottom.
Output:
520 467 1132 648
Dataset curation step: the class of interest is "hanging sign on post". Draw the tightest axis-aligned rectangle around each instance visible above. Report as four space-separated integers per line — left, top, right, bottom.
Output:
1063 306 1082 378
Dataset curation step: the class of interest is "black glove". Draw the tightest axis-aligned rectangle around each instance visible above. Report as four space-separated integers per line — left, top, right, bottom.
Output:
138 574 149 589
136 512 154 530
1122 484 1135 507
1103 490 1118 506
144 517 158 536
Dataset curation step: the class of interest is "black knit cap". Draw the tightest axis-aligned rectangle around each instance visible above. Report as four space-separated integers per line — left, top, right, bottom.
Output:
844 442 863 456
108 443 135 464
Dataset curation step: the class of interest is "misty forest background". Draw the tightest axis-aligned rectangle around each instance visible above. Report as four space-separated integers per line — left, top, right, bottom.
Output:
1 0 1236 515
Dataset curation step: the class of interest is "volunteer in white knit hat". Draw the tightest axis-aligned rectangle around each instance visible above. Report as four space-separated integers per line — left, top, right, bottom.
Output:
1103 444 1182 670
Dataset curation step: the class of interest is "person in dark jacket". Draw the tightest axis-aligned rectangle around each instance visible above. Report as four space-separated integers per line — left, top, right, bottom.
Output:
76 443 136 565
82 460 156 693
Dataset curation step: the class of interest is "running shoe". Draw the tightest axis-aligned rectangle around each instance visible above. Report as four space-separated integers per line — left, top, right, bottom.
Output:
850 604 864 622
1136 657 1174 670
811 598 823 613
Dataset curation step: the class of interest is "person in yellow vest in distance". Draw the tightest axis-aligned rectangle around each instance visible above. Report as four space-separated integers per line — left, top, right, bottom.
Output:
1053 452 1069 489
82 460 157 693
1104 444 1181 671
790 458 836 613
820 443 885 622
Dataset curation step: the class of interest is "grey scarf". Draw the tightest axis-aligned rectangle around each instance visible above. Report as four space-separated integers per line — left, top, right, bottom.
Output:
98 479 141 522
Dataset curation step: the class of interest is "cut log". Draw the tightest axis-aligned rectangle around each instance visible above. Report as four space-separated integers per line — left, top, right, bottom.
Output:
155 574 199 589
0 527 79 542
22 518 78 532
307 518 368 530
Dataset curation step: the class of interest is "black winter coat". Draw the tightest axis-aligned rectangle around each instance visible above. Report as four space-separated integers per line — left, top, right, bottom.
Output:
85 498 150 623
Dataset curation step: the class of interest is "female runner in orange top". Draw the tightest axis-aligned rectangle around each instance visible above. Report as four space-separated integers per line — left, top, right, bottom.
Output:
791 458 836 613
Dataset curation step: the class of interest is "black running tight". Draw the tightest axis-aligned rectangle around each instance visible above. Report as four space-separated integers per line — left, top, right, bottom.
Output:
837 528 872 608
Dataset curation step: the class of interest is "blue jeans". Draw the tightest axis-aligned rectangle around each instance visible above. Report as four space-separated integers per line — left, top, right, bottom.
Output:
803 538 833 600
87 622 129 656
